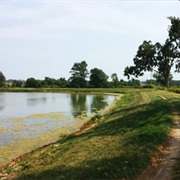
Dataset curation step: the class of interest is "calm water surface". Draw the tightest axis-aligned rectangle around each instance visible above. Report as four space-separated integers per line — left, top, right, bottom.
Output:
0 92 114 146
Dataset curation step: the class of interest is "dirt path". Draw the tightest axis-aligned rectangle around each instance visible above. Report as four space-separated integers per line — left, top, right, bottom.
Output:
138 100 180 180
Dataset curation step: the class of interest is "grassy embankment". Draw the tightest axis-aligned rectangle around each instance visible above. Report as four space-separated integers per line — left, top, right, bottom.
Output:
0 88 179 179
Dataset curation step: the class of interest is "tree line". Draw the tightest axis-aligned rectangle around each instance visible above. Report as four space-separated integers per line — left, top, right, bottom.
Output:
1 61 141 88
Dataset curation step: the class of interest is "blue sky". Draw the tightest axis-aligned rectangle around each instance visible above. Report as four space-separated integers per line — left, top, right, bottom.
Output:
0 0 180 81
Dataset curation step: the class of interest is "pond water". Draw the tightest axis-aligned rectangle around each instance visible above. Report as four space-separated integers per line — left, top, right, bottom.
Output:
0 92 114 147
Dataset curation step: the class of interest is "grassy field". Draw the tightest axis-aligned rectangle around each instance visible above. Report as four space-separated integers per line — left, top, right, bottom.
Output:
0 88 179 179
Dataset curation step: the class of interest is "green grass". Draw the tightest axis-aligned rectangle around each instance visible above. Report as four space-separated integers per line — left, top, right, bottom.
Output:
0 87 125 93
169 87 180 94
0 87 147 94
0 89 178 179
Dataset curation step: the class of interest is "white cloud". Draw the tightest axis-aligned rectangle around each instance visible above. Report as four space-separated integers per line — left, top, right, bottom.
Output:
0 1 179 40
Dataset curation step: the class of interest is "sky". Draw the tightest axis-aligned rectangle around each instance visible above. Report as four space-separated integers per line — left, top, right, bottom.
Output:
0 0 180 81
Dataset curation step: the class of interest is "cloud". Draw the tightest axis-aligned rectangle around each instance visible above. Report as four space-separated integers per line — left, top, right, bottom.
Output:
0 1 179 40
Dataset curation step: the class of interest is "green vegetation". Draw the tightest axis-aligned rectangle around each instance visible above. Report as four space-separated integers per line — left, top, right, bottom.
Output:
0 89 179 179
0 87 122 93
69 61 89 88
124 16 180 88
0 71 5 87
169 87 180 94
89 68 109 88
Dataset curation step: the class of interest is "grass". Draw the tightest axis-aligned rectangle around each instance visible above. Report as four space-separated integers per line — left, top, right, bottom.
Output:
0 89 179 179
0 87 126 93
169 87 180 94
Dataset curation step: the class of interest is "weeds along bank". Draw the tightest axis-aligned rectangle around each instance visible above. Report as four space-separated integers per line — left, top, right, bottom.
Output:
0 87 124 93
0 89 179 179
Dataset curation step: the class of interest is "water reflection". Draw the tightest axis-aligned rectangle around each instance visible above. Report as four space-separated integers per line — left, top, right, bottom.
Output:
0 93 114 148
70 94 87 117
90 95 108 113
26 93 47 106
27 97 47 106
0 93 114 119
70 94 111 118
0 93 5 111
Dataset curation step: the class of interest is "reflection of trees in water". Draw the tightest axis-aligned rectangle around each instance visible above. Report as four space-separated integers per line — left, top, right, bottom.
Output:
70 94 87 117
90 95 108 113
0 106 4 111
70 94 110 118
27 97 47 106
0 94 5 111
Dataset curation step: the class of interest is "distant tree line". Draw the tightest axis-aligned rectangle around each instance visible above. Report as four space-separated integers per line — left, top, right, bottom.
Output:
144 79 180 87
1 59 180 88
21 61 141 88
0 61 142 88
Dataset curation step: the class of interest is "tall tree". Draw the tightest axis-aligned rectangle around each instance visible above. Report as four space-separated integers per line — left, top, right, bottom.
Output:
25 78 42 88
89 68 109 88
0 71 5 87
124 17 180 88
42 77 56 87
111 73 119 88
69 61 88 88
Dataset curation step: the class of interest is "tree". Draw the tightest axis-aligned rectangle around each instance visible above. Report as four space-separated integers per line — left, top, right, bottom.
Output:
12 80 24 87
124 17 180 88
0 71 5 87
69 61 89 88
25 78 42 88
111 73 119 87
127 79 140 87
89 68 109 88
56 78 69 88
42 77 57 87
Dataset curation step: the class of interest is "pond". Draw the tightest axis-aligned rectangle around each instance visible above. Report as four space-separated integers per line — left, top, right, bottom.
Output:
0 92 115 164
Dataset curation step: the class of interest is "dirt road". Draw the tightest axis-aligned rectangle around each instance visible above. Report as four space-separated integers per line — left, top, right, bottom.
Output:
138 94 180 180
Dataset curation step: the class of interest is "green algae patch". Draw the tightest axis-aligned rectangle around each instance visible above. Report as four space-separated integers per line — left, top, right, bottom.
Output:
27 113 67 120
0 127 8 132
0 126 71 165
0 112 89 165
12 118 24 123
